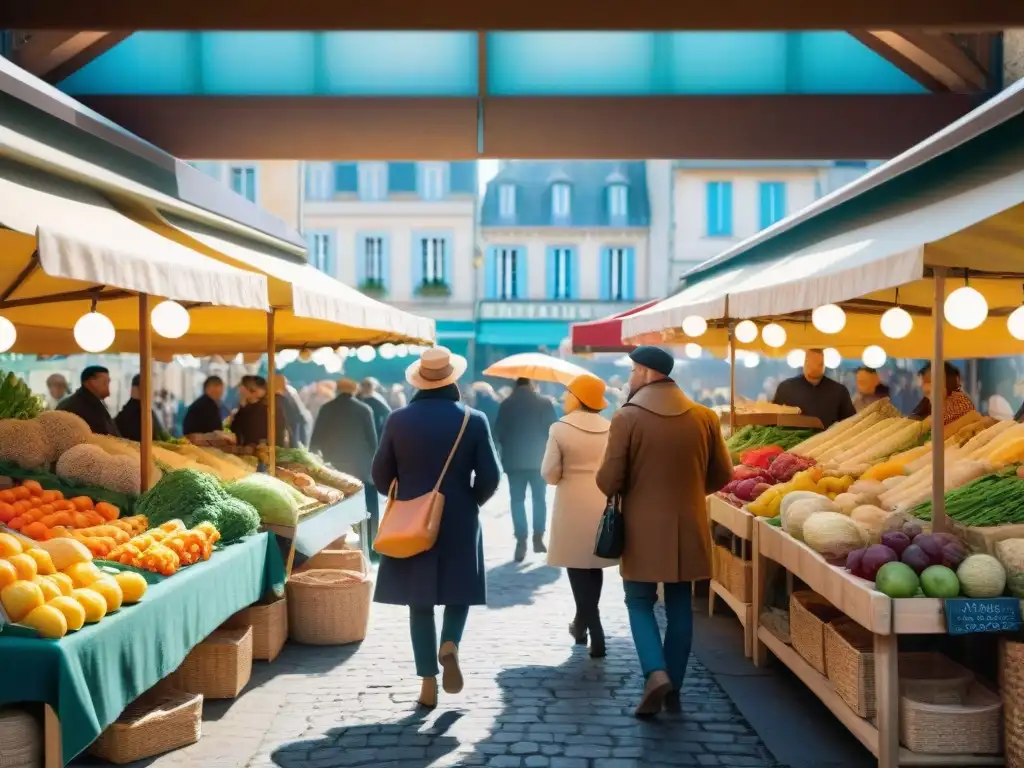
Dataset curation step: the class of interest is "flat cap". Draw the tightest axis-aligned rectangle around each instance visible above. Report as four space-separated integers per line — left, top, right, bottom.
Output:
629 345 674 377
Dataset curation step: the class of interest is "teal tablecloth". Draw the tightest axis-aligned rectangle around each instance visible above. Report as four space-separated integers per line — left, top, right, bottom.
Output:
0 531 285 764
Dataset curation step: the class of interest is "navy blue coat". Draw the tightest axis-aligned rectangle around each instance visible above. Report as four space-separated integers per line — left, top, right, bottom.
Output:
495 385 558 472
372 386 501 607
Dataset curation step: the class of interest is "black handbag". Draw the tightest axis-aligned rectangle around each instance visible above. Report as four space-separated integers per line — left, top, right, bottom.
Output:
594 496 625 559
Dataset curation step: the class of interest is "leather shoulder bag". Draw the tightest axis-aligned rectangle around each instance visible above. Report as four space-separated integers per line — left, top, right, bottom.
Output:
373 408 471 559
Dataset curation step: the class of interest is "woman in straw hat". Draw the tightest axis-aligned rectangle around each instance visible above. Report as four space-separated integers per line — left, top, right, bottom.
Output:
372 347 502 709
541 373 617 658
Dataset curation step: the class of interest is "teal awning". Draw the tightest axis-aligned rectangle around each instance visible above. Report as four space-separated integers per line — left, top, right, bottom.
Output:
476 320 569 347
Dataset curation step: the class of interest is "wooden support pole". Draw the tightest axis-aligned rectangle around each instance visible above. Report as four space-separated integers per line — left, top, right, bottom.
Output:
266 309 277 477
931 268 949 533
138 293 154 492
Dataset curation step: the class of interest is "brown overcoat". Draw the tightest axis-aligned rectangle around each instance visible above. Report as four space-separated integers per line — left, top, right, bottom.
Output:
595 380 733 583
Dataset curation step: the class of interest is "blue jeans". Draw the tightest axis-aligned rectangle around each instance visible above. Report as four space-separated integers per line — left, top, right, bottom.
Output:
507 470 547 539
409 606 469 678
623 580 693 692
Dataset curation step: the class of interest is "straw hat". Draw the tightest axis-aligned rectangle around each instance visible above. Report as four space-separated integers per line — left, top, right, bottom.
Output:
406 347 468 390
567 373 608 411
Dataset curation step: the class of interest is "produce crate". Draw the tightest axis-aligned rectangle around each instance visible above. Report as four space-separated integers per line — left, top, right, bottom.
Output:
223 596 288 662
899 652 974 704
900 682 1002 754
89 689 202 764
0 706 40 768
287 569 372 645
789 591 843 676
169 626 253 699
824 619 875 718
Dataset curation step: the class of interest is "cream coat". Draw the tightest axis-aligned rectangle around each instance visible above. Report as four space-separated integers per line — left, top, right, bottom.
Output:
541 410 619 569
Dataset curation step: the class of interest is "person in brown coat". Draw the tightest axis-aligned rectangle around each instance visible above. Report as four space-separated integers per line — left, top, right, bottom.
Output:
596 345 733 717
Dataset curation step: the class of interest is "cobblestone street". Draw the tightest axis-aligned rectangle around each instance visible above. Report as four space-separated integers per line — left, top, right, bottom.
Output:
81 486 783 768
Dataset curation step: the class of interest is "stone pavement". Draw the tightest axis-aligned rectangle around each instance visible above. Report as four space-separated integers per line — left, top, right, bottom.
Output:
78 485 784 768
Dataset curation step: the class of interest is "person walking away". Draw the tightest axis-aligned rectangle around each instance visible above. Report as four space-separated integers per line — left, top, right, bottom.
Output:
58 366 120 436
853 366 890 412
358 378 392 557
496 377 557 561
470 382 500 431
229 376 289 447
183 375 226 436
45 374 69 410
115 374 172 442
542 374 617 658
773 348 856 428
373 348 501 709
596 346 733 717
388 383 408 410
311 379 379 545
911 362 976 425
276 375 312 448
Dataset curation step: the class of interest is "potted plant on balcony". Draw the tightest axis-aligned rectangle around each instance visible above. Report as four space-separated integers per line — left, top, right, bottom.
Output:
359 278 387 298
414 279 451 298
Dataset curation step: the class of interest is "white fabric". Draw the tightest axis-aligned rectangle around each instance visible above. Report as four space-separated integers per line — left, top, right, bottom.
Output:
542 411 618 570
167 215 435 343
0 157 268 310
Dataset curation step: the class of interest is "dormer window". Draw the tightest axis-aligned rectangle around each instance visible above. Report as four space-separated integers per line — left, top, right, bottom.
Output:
552 183 571 220
608 184 628 224
499 184 516 219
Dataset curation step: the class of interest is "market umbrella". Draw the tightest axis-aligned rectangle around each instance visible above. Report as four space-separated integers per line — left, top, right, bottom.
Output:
484 353 590 386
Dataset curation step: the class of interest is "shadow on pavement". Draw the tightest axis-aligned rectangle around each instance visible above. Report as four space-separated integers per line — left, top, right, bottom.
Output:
484 560 561 609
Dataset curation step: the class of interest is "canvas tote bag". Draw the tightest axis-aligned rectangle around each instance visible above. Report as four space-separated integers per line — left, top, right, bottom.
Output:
373 409 471 559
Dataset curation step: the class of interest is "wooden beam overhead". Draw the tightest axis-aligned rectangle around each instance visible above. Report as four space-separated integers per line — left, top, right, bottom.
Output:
864 30 992 92
74 94 979 160
2 0 1024 31
10 30 131 83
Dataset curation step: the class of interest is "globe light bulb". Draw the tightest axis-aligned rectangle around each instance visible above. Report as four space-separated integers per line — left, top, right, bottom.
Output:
743 352 760 368
1008 306 1024 341
823 348 842 369
277 349 300 365
150 300 191 339
379 343 397 360
786 349 805 369
394 344 409 358
298 348 313 362
681 315 707 338
323 356 343 374
312 346 335 365
944 286 988 330
356 345 376 363
811 304 846 334
734 320 758 344
73 311 115 353
880 306 913 339
0 316 17 353
761 322 787 348
862 345 887 368
684 343 702 359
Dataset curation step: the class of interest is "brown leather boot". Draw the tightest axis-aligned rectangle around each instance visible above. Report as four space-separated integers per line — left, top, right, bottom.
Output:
438 641 464 694
418 677 438 709
635 670 672 717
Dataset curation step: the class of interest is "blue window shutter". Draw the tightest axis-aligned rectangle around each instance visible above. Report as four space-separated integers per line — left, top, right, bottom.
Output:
411 233 424 288
705 183 717 236
354 235 366 286
545 247 556 299
381 235 391 290
570 249 580 300
515 248 528 299
722 182 734 235
775 183 786 223
758 183 769 230
484 247 497 299
443 234 453 285
624 248 636 300
600 248 612 300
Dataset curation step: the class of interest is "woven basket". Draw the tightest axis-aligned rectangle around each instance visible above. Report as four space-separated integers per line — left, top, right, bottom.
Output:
713 545 731 589
223 596 288 662
824 619 876 718
789 591 843 675
1002 638 1024 768
89 690 202 764
169 626 253 699
302 549 368 575
0 707 40 768
287 569 372 645
728 553 752 603
898 652 974 704
900 682 1002 754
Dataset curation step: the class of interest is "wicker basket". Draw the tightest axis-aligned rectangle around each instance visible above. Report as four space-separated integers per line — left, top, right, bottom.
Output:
302 549 368 575
0 707 40 768
1002 639 1024 768
223 596 288 662
789 591 843 675
900 682 1002 754
824 619 876 718
89 689 202 764
713 545 731 589
899 652 974 704
287 569 372 645
169 626 253 699
728 552 752 603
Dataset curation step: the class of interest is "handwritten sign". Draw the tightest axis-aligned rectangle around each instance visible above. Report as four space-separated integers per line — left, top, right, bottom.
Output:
944 597 1022 635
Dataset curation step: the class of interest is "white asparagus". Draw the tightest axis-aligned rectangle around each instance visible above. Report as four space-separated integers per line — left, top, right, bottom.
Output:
833 418 911 463
790 398 896 456
814 414 887 460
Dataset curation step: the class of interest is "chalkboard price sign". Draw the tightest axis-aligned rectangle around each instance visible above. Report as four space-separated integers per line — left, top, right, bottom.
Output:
944 597 1022 635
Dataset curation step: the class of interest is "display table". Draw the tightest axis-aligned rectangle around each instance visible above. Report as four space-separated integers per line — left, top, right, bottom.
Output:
707 495 755 657
0 532 286 767
264 490 368 573
752 519 1003 768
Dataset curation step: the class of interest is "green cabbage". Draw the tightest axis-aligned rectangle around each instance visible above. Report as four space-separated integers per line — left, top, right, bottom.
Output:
225 474 298 527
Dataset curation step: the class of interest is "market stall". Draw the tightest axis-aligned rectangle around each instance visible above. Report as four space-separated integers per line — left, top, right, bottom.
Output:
569 301 658 353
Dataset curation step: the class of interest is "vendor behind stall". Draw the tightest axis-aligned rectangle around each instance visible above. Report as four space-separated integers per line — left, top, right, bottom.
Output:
183 375 226 436
772 348 856 428
57 366 120 435
115 374 171 442
911 361 976 425
229 375 288 447
853 366 890 412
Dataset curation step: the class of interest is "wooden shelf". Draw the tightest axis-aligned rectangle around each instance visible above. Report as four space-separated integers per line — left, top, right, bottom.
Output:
757 626 1003 767
708 495 754 540
710 579 753 657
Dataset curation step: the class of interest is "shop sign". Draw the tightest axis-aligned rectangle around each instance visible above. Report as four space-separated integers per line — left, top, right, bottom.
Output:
944 597 1022 635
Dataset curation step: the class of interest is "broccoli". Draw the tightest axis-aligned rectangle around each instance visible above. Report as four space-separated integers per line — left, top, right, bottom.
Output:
137 469 226 529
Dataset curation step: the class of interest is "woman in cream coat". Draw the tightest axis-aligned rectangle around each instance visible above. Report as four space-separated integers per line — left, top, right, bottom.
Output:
541 373 618 658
